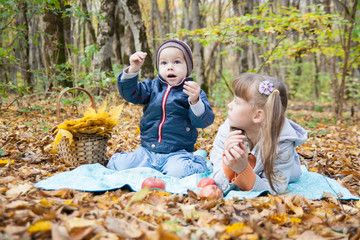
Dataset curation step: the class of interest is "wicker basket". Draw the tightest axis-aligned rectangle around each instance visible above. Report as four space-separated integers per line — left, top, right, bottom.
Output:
56 87 109 167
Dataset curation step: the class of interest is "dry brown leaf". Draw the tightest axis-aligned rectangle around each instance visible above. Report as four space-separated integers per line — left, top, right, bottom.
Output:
6 183 33 198
156 224 180 240
293 230 327 240
64 217 99 232
5 200 30 209
284 195 304 217
51 224 70 240
105 216 143 238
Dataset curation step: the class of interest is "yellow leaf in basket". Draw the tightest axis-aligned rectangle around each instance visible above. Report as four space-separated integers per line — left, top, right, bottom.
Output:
57 121 77 131
49 130 63 154
83 119 94 127
100 114 107 121
73 121 87 129
77 127 101 134
83 106 96 118
50 128 74 153
88 119 100 126
50 128 73 153
59 119 78 127
97 126 106 134
99 119 108 126
108 104 124 127
60 129 74 143
98 102 107 114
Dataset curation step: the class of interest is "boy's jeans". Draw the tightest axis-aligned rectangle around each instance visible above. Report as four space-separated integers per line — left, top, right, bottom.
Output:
106 146 208 178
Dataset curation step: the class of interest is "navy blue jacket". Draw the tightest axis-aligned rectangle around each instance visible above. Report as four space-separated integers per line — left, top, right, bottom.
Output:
118 74 215 153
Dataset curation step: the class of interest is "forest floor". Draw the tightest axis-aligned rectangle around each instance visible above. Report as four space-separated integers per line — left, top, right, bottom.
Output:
0 94 359 240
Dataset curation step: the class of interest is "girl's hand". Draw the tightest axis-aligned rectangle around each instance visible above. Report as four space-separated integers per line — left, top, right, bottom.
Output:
223 131 248 173
224 130 247 151
128 51 147 73
183 81 200 104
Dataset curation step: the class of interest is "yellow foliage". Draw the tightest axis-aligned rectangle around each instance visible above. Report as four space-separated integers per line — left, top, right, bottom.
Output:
50 103 123 153
270 213 288 224
28 220 52 232
39 198 54 208
0 159 14 165
290 217 302 223
221 222 254 239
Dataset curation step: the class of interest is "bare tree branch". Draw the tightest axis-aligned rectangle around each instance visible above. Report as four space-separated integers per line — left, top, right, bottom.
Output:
0 15 16 34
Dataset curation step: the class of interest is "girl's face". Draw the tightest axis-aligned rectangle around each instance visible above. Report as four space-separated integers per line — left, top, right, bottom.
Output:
158 47 187 85
227 96 256 131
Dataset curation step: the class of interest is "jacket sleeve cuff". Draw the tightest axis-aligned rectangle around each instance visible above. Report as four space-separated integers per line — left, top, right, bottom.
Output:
232 163 256 191
189 98 205 117
121 66 139 80
222 158 236 181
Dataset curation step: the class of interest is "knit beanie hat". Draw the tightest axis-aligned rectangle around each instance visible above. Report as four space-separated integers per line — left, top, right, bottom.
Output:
156 39 193 77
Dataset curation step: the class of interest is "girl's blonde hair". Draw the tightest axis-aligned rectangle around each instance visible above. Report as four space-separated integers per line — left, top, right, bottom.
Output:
232 73 288 193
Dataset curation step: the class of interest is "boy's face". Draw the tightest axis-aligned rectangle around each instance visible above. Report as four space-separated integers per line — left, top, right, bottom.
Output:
158 47 187 85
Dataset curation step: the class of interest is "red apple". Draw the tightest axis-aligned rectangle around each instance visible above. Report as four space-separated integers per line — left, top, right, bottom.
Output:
199 185 223 199
197 177 216 188
141 177 166 190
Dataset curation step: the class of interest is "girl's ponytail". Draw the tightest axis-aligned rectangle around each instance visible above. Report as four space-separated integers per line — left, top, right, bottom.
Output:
260 89 286 193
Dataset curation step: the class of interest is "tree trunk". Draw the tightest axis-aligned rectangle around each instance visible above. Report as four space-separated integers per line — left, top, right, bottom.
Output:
164 0 170 34
334 0 358 118
151 0 165 40
122 25 135 67
30 15 41 78
0 34 8 86
243 1 255 72
73 14 81 86
39 0 71 88
191 0 205 91
313 53 320 100
323 0 338 112
217 0 223 76
82 23 88 73
94 0 116 77
63 4 72 53
231 0 242 76
150 0 157 62
183 0 191 33
113 3 125 65
20 1 33 91
290 54 303 99
120 0 154 79
281 0 290 7
80 0 96 45
204 0 221 95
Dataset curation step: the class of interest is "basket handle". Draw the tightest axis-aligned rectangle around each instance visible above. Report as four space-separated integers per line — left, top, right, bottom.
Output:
56 87 96 122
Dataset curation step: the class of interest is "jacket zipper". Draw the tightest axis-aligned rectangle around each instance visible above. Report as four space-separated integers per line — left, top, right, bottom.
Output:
157 85 172 142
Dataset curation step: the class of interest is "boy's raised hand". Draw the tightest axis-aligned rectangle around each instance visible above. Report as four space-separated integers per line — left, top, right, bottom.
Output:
128 51 147 74
183 81 200 105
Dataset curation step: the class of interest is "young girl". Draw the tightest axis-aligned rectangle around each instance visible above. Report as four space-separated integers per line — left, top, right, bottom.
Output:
210 73 307 195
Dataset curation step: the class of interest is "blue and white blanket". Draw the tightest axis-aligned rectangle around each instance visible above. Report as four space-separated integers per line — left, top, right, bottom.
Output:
35 160 358 200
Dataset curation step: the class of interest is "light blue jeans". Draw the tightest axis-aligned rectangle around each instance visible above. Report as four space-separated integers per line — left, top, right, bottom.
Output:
106 146 208 178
